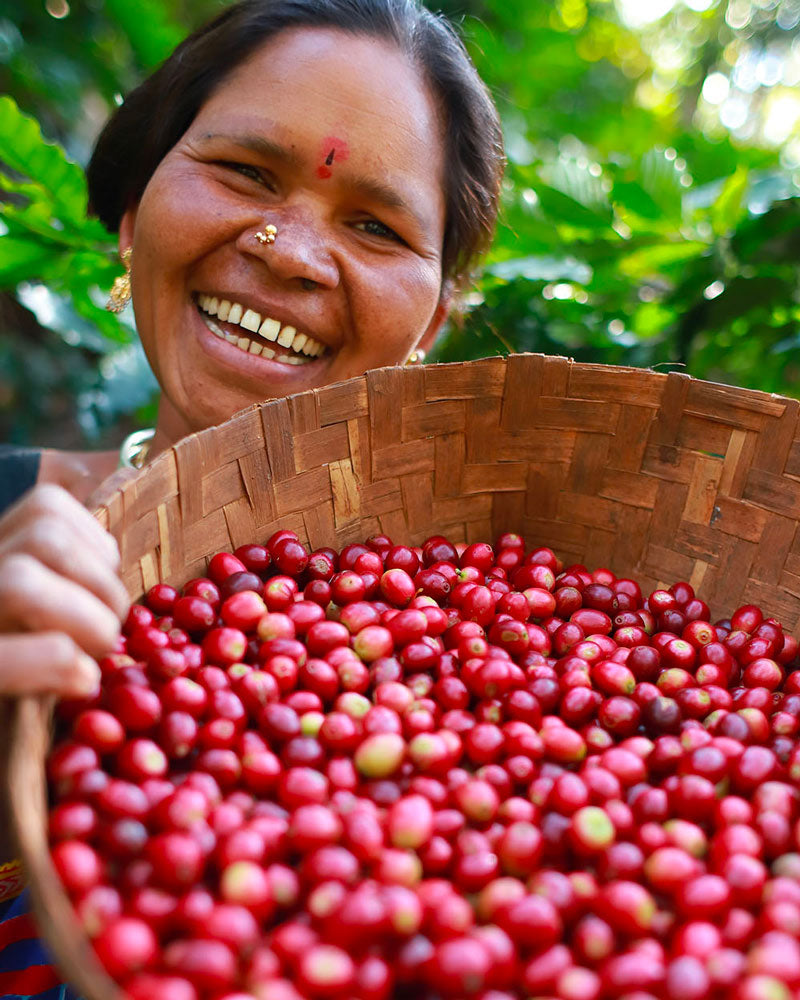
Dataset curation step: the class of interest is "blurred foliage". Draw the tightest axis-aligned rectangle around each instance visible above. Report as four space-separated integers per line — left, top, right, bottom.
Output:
1 0 799 445
432 0 800 394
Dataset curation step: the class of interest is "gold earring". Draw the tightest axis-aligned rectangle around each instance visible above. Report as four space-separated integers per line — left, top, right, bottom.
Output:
255 224 277 245
405 348 426 366
106 247 133 313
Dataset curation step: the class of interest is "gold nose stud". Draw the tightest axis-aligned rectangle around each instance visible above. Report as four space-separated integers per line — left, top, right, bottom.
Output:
255 224 277 245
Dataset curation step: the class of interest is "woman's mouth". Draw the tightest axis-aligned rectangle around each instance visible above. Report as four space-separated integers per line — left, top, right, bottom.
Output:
195 294 327 366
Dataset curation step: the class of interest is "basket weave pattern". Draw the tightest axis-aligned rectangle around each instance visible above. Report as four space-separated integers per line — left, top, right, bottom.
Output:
97 354 800 633
9 353 800 1000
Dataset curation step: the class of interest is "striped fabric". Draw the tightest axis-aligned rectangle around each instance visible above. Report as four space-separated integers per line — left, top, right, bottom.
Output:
0 891 75 1000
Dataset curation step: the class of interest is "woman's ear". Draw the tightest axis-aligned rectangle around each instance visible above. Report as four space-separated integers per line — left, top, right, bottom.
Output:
418 281 455 354
118 205 138 254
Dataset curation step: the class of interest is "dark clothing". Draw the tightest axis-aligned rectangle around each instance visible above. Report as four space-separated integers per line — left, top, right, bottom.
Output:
0 447 40 516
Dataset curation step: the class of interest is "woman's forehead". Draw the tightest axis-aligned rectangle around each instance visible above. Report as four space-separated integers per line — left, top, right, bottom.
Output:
196 26 444 154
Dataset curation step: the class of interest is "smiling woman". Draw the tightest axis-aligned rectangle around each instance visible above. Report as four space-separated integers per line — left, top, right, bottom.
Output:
75 0 504 448
118 26 452 440
0 1 503 994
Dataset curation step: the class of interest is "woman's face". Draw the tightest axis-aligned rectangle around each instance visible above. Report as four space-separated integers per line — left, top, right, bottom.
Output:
122 27 449 434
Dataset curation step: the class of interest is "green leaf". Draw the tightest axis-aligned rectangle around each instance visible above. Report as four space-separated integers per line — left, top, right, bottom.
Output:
103 0 186 68
617 240 707 279
533 158 615 232
0 237 56 284
68 288 135 346
534 181 615 231
0 96 90 229
612 179 663 221
637 149 685 222
711 166 748 236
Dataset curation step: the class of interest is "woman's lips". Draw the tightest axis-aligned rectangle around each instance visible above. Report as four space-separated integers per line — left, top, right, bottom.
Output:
195 294 326 363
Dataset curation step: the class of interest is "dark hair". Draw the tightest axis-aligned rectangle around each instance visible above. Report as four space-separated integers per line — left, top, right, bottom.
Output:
87 0 504 289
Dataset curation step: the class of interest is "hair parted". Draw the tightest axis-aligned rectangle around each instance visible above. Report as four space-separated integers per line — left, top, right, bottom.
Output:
87 0 504 289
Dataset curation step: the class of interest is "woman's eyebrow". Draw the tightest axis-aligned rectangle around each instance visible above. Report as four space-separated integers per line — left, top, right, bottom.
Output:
198 131 302 170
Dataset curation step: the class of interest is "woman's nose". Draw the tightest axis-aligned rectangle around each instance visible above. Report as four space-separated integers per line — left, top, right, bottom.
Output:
242 208 340 290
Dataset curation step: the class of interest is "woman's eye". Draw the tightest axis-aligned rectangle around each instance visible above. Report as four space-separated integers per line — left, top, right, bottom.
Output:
356 219 403 243
222 162 270 186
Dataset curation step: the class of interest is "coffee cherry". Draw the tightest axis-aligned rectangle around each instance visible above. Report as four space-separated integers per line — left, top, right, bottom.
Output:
43 533 800 999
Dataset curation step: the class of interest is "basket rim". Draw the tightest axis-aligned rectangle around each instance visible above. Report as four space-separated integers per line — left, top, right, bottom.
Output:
92 353 798 522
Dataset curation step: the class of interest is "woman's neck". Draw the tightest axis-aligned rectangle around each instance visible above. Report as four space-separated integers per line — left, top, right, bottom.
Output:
149 396 196 461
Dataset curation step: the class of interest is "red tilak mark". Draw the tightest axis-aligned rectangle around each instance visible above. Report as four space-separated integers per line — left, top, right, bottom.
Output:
316 135 349 179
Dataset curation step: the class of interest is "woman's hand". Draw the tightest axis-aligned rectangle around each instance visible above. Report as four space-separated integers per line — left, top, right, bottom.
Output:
0 484 130 698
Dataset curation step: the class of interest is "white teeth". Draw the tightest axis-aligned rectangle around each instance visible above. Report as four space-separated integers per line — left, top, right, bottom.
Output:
277 325 296 348
198 295 326 358
241 308 261 333
259 318 280 342
202 310 309 364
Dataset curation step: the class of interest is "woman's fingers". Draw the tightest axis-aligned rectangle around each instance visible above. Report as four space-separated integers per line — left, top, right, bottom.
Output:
4 516 130 621
0 632 101 698
0 554 122 660
0 483 121 569
0 484 129 620
0 484 128 698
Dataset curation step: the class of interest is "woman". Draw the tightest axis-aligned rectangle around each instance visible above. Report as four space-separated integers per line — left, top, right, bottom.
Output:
0 0 504 993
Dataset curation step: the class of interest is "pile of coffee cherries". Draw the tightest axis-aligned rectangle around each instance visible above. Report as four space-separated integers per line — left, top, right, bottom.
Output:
47 531 800 1000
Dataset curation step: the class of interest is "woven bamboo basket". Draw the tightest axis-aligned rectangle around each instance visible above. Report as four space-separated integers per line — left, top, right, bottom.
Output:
8 353 800 999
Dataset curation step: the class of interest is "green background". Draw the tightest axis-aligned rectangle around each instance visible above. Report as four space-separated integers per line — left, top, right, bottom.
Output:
1 0 799 447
